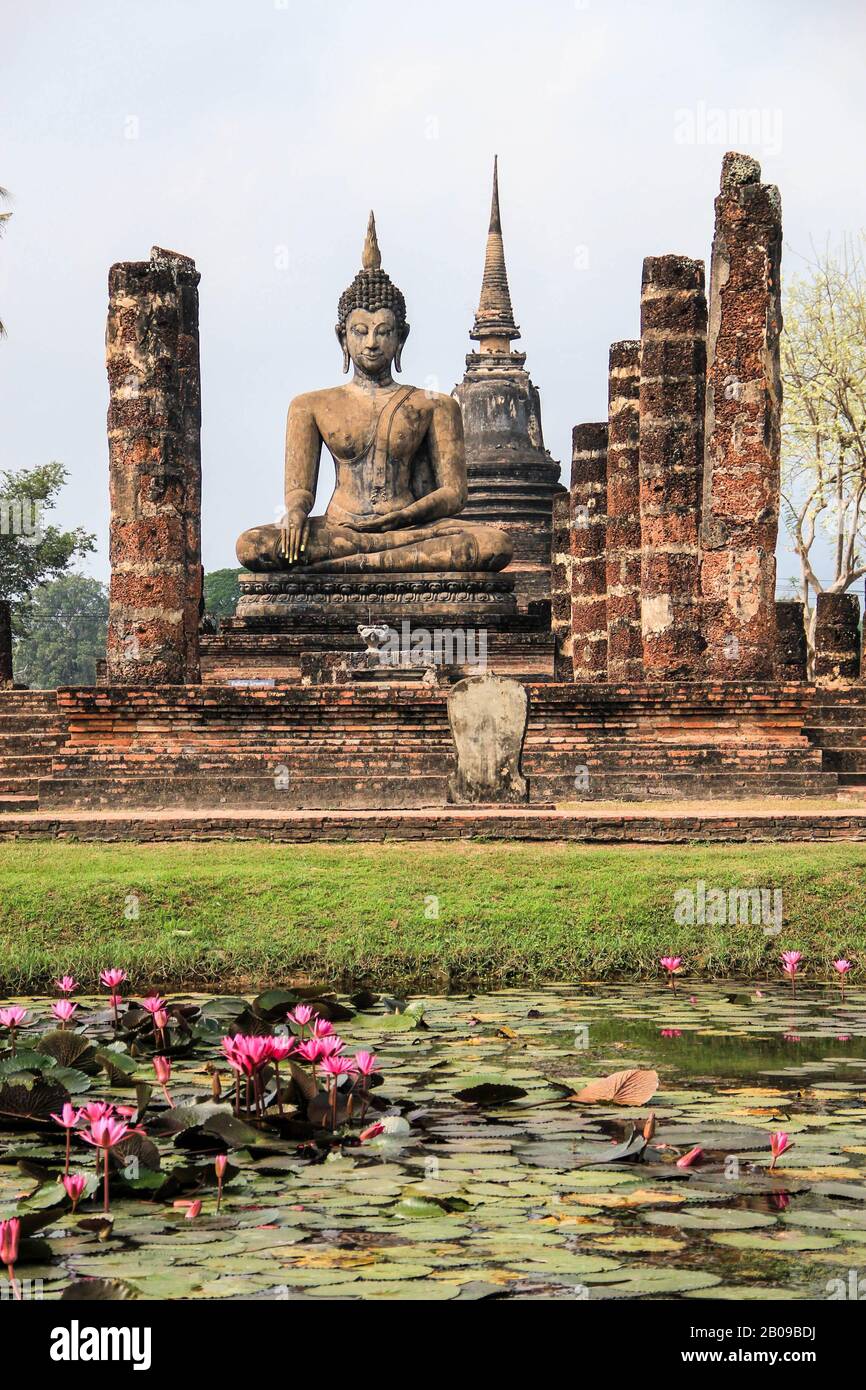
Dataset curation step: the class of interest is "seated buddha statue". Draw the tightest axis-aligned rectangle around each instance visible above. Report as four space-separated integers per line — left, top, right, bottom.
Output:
236 215 512 575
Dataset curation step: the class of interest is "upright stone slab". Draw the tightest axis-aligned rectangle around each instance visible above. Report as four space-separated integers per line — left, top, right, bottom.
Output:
570 422 608 681
814 593 860 682
106 247 202 684
550 494 574 680
447 673 529 803
0 601 12 686
606 341 643 680
701 153 782 679
639 255 706 679
774 600 807 681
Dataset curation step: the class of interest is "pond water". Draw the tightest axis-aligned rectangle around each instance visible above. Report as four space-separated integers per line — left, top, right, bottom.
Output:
1 981 865 1301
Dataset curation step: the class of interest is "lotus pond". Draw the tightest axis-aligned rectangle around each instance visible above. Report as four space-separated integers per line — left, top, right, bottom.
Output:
1 980 866 1301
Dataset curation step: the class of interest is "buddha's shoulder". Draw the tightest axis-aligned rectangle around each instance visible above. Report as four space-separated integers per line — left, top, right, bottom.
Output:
287 386 340 414
408 387 461 420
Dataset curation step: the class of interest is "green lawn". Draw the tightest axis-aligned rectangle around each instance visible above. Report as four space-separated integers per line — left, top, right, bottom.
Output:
0 840 864 993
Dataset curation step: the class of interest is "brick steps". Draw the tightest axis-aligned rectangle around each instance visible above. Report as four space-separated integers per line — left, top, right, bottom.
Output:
2 804 866 844
38 773 451 811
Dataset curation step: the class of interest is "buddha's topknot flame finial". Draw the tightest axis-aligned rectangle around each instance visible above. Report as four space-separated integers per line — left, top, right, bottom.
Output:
362 211 382 271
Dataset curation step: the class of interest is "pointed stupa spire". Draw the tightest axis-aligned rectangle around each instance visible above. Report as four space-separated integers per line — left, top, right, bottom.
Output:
470 157 520 351
362 211 382 270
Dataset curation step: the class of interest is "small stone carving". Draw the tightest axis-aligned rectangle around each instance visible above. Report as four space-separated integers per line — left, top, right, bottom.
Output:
447 674 529 804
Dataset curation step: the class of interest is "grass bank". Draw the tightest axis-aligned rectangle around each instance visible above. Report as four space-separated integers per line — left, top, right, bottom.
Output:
0 840 864 993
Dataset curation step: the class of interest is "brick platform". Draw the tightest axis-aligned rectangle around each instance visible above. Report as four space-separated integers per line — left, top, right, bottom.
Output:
27 679 841 812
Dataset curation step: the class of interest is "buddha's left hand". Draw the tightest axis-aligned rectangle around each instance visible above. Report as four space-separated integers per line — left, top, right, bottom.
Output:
351 508 411 533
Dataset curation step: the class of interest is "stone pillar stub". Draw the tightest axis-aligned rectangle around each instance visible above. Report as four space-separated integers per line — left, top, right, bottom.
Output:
701 152 782 680
606 340 642 681
814 593 860 683
0 601 12 686
570 422 608 681
550 494 574 680
639 254 706 679
774 600 807 681
106 246 202 684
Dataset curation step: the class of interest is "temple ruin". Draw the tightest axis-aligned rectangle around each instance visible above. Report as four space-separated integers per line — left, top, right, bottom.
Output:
2 151 866 838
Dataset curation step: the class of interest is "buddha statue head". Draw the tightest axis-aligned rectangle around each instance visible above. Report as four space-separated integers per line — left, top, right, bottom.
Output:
336 213 410 376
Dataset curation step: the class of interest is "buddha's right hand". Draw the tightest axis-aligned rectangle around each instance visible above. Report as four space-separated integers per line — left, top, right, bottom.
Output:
281 507 310 564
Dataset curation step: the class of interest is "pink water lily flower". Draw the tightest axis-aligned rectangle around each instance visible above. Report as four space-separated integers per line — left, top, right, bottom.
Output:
360 1121 385 1141
79 1101 114 1125
215 1153 228 1211
62 1173 88 1212
781 951 802 994
769 1131 793 1171
100 968 127 990
0 1006 29 1056
100 969 127 1028
55 975 78 995
80 1115 136 1151
676 1145 703 1169
318 1035 345 1058
296 1038 325 1064
287 1004 315 1040
52 1000 78 1027
310 1017 334 1038
0 1216 21 1299
185 1200 202 1220
353 1051 380 1077
0 1005 28 1030
269 1035 296 1061
319 1055 355 1078
153 1055 171 1084
834 958 852 1000
51 1103 82 1130
153 1055 174 1107
659 957 683 993
80 1113 140 1214
140 994 167 1016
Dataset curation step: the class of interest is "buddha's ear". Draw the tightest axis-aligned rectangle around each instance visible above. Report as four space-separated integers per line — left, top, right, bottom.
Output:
394 326 410 375
335 326 350 374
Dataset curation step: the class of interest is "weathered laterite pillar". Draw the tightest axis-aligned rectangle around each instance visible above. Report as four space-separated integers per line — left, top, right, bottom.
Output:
106 246 202 684
639 255 706 678
814 593 860 682
606 341 643 680
570 422 608 680
701 153 782 679
550 494 574 680
774 600 807 681
0 601 12 686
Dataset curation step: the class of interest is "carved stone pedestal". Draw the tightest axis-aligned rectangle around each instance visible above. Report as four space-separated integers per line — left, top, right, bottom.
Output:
235 571 517 626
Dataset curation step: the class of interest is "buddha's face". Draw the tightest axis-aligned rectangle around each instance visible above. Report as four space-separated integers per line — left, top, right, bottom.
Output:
341 307 406 376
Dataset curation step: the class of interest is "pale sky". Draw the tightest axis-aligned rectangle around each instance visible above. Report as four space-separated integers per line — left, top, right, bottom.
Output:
2 0 865 590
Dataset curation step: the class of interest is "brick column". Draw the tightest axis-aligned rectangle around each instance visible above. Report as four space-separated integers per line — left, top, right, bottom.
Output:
639 255 706 678
814 593 860 682
106 246 202 684
570 422 608 680
701 153 782 679
606 340 642 680
774 600 807 681
0 601 12 686
550 494 574 679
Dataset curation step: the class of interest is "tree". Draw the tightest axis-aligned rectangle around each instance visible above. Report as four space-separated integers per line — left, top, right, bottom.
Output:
204 567 241 618
0 185 9 337
0 462 96 631
781 234 866 658
13 574 108 688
